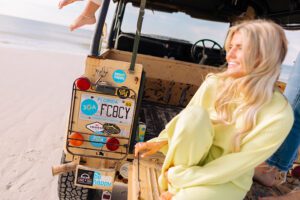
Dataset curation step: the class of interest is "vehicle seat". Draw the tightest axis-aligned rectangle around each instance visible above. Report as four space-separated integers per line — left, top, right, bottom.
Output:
116 34 166 57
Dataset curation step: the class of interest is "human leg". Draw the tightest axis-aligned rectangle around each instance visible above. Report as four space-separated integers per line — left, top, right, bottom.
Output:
254 53 300 186
58 0 82 9
265 103 300 169
69 0 101 31
267 54 300 171
158 106 214 192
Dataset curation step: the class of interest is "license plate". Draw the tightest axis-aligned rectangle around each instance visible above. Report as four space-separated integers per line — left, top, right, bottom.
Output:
79 93 135 125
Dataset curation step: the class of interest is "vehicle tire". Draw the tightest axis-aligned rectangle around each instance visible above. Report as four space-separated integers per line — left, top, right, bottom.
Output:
57 152 94 200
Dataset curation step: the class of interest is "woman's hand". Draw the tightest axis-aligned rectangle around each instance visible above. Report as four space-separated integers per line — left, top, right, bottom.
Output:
160 191 173 200
134 141 167 158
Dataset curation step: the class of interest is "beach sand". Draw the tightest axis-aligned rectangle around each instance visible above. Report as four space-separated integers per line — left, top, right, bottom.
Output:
0 44 128 200
0 44 86 200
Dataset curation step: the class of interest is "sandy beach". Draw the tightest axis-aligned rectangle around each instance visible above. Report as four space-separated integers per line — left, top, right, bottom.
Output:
0 44 86 200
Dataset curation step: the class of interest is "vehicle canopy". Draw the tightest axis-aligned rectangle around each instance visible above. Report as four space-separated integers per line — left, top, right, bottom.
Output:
113 0 300 30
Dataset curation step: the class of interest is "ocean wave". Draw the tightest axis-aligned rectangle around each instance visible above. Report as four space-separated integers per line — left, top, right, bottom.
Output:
0 14 94 54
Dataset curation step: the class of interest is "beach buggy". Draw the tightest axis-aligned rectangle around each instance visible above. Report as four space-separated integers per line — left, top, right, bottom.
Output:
52 0 300 199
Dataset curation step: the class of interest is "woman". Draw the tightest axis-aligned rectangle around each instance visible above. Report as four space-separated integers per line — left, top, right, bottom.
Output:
135 20 294 200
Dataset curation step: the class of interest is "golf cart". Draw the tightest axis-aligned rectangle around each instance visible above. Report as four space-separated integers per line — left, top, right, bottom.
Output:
52 0 300 199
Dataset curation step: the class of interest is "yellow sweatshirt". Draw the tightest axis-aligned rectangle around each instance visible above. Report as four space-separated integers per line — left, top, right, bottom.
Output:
151 75 294 199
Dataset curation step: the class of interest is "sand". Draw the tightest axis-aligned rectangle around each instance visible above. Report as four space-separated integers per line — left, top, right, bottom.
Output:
0 44 86 200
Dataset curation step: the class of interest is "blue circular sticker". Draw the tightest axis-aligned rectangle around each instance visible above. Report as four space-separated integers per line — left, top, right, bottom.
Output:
90 134 107 148
112 69 127 83
81 99 98 116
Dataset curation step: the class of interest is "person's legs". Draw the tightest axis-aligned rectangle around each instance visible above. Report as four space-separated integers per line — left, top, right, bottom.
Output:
266 102 300 169
158 106 214 192
58 0 82 9
267 56 300 170
70 0 101 31
254 53 300 186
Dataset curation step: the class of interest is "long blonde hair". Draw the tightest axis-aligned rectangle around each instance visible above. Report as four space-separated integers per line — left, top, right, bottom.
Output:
213 20 288 152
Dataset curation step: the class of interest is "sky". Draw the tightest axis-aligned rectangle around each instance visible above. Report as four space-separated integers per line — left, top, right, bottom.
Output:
0 0 299 65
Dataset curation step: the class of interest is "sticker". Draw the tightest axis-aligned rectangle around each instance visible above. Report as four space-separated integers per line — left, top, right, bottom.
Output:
103 123 121 134
112 69 126 83
119 162 130 179
102 191 112 200
86 122 104 133
90 133 107 148
81 99 98 116
79 94 135 125
96 67 108 82
76 169 94 186
93 172 113 187
125 101 132 107
117 86 130 99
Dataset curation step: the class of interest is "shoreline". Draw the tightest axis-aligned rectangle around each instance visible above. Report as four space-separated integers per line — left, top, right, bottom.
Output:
0 14 93 56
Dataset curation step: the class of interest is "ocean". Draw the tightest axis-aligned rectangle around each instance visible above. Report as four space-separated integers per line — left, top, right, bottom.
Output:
0 14 94 55
0 14 293 82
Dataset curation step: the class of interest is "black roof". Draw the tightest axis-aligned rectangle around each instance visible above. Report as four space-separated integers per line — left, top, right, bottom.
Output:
116 0 300 30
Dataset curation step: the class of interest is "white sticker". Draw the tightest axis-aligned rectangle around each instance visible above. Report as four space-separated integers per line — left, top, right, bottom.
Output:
86 122 104 133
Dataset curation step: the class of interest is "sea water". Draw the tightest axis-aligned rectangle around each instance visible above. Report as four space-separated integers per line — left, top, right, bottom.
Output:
0 14 293 82
0 14 93 54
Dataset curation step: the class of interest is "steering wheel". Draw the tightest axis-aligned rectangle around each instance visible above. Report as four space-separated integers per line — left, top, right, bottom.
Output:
191 39 224 66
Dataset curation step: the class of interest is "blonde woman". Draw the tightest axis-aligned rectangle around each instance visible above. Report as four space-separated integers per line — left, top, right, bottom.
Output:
135 20 294 200
58 0 102 31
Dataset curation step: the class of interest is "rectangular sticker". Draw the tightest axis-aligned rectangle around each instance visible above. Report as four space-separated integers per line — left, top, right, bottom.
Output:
93 171 113 188
76 168 94 186
79 94 135 125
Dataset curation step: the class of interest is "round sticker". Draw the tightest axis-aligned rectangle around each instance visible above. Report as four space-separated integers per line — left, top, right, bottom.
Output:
81 99 98 116
90 133 107 148
117 86 130 99
112 69 127 83
119 162 130 179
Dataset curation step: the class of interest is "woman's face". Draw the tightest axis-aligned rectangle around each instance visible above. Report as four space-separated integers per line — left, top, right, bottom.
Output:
226 31 246 78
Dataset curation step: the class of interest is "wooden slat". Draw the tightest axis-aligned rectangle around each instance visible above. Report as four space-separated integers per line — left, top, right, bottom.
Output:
128 153 164 200
150 167 160 200
146 167 154 200
128 164 139 200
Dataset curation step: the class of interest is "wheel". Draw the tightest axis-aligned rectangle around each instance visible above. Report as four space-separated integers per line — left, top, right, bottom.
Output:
57 152 94 200
58 171 91 200
191 39 225 66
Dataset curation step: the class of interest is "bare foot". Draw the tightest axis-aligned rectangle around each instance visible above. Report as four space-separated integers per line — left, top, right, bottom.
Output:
58 0 82 9
259 190 300 200
69 15 96 31
254 163 286 187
